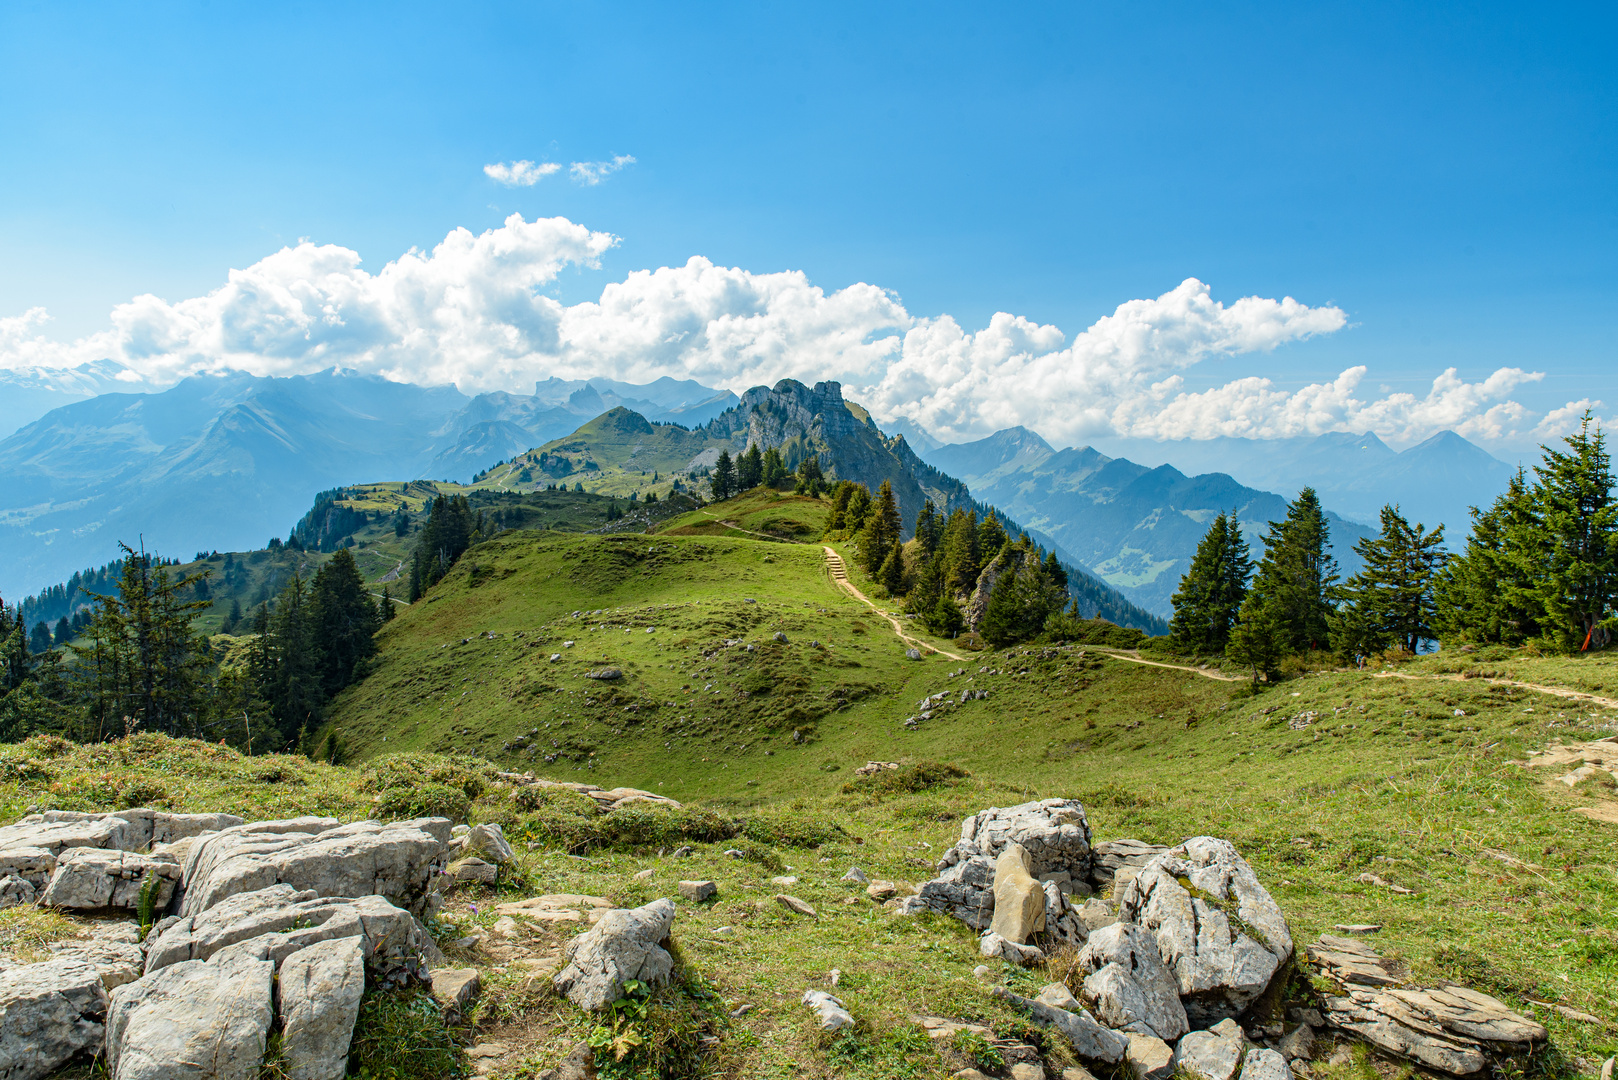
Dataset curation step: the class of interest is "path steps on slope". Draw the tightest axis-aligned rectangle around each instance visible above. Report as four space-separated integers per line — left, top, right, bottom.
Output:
822 547 964 662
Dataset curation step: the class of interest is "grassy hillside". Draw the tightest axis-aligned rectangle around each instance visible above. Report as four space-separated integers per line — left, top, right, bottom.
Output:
657 488 832 543
468 407 731 501
7 504 1617 1076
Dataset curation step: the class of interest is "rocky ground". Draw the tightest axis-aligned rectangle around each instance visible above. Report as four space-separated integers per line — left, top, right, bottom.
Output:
0 789 1602 1080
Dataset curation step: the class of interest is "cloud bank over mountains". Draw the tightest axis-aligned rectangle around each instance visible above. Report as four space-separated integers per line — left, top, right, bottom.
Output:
0 214 1593 447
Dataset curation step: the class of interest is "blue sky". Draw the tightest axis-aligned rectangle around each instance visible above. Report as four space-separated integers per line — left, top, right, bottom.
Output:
1 1 1614 447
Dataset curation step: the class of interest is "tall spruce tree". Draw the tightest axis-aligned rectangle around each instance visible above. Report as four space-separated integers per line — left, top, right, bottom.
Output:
1169 512 1251 654
1434 470 1543 644
859 481 903 573
1333 505 1447 657
737 445 764 490
1227 488 1337 675
761 447 789 488
308 549 381 695
1533 414 1617 651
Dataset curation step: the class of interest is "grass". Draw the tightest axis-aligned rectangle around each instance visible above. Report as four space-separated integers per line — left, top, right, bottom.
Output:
11 518 1618 1077
656 488 832 543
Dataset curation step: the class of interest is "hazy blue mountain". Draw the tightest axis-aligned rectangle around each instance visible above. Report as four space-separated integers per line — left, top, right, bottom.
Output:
0 369 735 598
1090 429 1517 535
0 360 146 438
922 427 1375 617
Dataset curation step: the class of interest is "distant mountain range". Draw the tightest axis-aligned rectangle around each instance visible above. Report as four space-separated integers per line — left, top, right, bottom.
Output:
1089 430 1517 534
0 369 737 598
467 378 1165 632
0 360 140 439
921 428 1380 616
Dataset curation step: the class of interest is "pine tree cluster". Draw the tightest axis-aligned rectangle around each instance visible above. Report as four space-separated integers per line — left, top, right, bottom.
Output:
1166 414 1617 677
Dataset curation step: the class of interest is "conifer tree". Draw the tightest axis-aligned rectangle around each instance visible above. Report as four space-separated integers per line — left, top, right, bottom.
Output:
859 481 903 574
1333 505 1447 657
1434 470 1542 644
29 622 52 654
844 485 872 532
1169 512 1251 654
761 447 789 488
379 587 396 622
879 538 906 596
52 617 72 647
914 500 944 556
1533 415 1617 651
793 455 825 496
308 549 380 695
711 450 736 500
737 445 764 490
941 509 981 593
1235 488 1337 655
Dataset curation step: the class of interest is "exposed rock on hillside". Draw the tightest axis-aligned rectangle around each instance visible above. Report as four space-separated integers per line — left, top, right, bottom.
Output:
553 897 677 1010
1118 837 1293 1025
704 379 974 537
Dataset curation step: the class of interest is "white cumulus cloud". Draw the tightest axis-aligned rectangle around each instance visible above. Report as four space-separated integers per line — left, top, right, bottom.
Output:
483 160 562 186
0 214 1590 447
569 155 636 186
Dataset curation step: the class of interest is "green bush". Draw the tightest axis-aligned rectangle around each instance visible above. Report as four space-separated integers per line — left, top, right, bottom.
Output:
734 808 847 848
840 761 969 797
596 805 737 848
377 782 471 823
357 753 494 801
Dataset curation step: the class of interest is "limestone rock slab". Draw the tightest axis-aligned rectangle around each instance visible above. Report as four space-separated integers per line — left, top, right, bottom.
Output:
1118 837 1292 1025
0 957 108 1080
989 843 1045 945
41 849 181 912
992 986 1128 1064
277 937 365 1080
177 817 449 918
1077 923 1188 1042
146 884 441 979
553 898 676 1011
106 946 274 1080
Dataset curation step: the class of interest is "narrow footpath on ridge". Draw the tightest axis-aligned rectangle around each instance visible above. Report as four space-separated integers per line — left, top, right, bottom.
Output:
822 546 965 662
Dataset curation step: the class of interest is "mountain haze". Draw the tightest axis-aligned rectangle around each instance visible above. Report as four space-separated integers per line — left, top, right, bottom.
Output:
924 427 1375 616
0 370 736 598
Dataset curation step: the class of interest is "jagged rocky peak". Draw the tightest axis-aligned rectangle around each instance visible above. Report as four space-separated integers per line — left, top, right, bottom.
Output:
709 378 875 451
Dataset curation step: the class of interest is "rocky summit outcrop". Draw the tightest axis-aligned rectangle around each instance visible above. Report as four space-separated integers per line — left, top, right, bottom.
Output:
0 806 453 1080
553 898 677 1010
1118 837 1293 1026
0 957 108 1080
920 799 1092 930
177 816 451 918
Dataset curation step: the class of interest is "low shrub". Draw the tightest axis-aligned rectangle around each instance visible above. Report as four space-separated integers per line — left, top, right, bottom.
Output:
356 753 495 801
376 782 471 823
734 808 847 848
596 805 737 848
840 761 969 798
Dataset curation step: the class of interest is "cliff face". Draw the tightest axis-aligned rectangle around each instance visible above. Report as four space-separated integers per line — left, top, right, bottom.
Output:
706 379 974 538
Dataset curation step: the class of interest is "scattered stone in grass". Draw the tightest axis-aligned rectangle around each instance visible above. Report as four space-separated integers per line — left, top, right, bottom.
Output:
770 875 798 886
972 965 993 980
802 989 852 1030
866 880 897 900
841 866 869 884
979 930 1044 965
678 880 716 902
724 849 743 859
1356 872 1413 894
730 1003 753 1017
633 868 654 881
673 846 694 858
829 968 840 987
775 894 815 916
